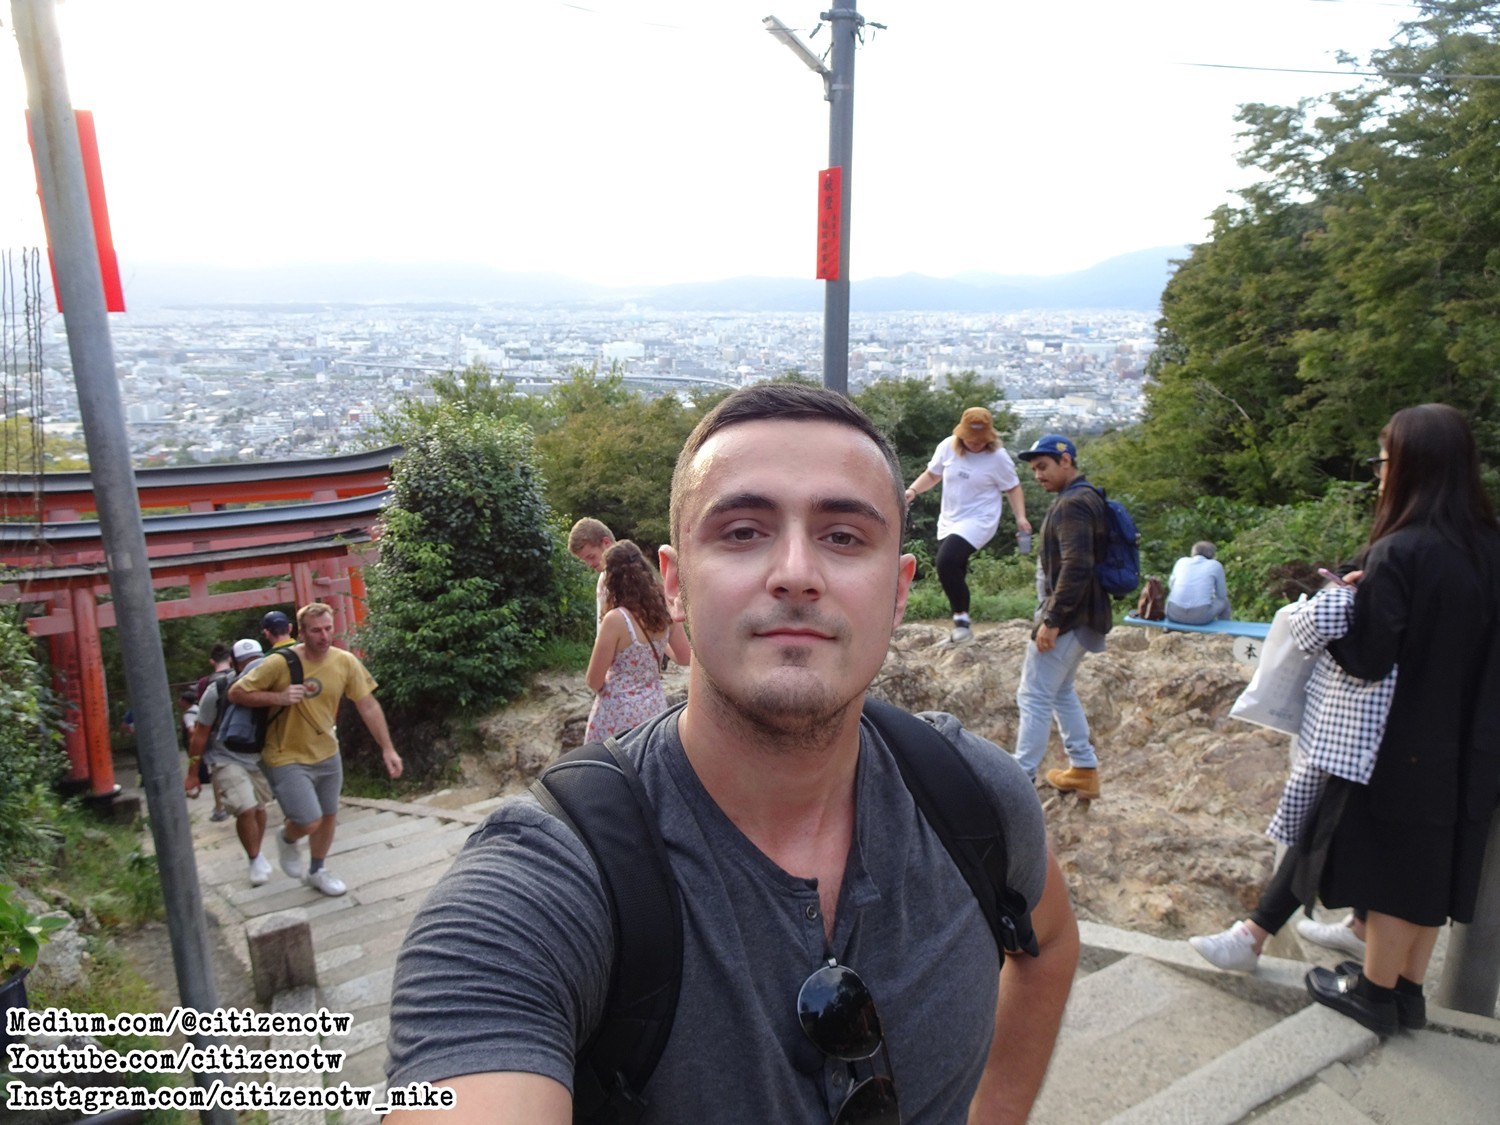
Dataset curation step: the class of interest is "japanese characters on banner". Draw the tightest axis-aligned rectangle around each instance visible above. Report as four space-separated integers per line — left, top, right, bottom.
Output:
816 167 842 281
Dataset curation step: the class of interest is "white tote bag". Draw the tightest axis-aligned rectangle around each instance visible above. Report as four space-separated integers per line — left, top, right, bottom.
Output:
1229 597 1319 734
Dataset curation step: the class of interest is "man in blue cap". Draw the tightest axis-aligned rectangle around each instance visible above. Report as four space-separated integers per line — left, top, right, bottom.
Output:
1013 435 1111 799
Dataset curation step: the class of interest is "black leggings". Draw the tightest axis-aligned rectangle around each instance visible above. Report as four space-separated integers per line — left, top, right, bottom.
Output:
935 535 978 616
1250 849 1366 934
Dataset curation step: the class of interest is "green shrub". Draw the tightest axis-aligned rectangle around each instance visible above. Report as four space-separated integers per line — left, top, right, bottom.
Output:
0 605 68 872
360 410 564 716
1221 483 1375 619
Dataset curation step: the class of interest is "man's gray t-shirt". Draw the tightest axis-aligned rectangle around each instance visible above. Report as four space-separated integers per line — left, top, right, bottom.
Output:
386 704 1047 1122
194 679 263 773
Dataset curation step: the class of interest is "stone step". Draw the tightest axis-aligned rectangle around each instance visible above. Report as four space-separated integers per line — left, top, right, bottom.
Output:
1104 1003 1374 1124
1030 954 1287 1123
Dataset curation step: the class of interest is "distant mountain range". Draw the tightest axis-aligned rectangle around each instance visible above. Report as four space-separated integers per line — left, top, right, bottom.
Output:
118 246 1187 313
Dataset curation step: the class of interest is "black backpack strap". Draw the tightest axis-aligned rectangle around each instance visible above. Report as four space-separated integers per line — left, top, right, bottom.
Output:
530 737 683 1125
260 647 304 742
861 698 1039 959
206 670 236 738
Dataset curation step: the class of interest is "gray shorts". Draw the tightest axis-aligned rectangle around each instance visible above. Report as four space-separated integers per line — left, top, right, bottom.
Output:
264 754 343 826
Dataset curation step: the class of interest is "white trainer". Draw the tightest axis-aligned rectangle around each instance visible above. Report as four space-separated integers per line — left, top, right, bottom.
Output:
1296 916 1366 958
304 868 347 897
1188 921 1260 972
248 854 273 887
950 624 974 644
276 830 306 880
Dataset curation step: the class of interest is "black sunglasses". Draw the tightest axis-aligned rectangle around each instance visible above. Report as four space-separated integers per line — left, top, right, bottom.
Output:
1365 455 1388 474
797 959 901 1125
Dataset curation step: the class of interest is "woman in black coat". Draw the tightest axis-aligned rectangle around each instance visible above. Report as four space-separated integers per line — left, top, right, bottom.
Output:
1305 403 1500 1034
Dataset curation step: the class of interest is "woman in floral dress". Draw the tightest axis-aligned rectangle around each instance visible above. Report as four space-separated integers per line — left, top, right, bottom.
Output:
584 540 691 743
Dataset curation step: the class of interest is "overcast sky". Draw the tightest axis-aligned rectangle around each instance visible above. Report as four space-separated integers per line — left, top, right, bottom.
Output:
0 0 1417 288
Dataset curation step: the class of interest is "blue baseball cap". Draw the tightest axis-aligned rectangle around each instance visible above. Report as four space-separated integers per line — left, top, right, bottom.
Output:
260 610 291 631
1016 434 1078 462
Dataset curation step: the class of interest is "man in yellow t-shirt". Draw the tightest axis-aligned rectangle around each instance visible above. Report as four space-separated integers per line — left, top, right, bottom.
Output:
229 602 403 896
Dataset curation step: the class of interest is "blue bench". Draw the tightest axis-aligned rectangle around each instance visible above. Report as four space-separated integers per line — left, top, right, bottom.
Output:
1122 615 1270 640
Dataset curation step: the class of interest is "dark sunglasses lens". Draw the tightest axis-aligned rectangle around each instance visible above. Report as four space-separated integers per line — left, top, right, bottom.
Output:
834 1075 901 1125
797 964 883 1060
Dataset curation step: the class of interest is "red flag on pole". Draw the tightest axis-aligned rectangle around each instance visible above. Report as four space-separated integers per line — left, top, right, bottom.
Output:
816 167 842 281
25 108 127 313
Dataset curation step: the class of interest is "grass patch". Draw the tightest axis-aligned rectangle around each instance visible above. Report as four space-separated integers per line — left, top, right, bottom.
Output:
341 765 454 801
18 803 167 928
905 584 1037 623
529 635 593 674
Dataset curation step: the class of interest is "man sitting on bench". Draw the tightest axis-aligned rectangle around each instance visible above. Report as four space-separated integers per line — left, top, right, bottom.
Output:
1166 541 1231 625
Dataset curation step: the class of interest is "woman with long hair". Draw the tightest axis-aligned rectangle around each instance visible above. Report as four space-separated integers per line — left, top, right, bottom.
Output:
904 407 1031 643
584 540 691 743
1299 403 1500 1033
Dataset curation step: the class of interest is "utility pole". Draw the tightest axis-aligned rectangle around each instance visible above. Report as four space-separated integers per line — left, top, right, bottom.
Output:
1436 817 1500 1017
10 3 232 1120
765 6 870 395
821 4 858 395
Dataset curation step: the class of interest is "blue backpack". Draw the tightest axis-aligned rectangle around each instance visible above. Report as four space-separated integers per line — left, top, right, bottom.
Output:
216 649 303 755
1084 483 1142 598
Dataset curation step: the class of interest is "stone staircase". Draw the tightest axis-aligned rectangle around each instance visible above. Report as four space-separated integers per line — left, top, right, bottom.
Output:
177 792 1500 1123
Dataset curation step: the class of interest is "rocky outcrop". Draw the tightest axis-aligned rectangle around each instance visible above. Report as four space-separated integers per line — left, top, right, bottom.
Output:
462 620 1291 937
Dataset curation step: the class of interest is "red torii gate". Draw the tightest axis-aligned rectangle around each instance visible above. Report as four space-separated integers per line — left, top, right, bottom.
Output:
0 447 399 797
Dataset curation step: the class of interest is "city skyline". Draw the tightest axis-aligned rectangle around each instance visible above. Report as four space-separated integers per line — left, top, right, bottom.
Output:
2 1 1417 289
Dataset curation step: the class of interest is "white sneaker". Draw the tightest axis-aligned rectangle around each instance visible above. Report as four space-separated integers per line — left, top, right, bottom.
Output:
1296 915 1366 958
276 831 306 880
304 868 347 897
950 624 974 644
1188 921 1260 972
248 854 273 887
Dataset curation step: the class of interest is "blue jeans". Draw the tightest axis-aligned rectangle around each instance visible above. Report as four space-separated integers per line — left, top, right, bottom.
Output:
1012 630 1098 778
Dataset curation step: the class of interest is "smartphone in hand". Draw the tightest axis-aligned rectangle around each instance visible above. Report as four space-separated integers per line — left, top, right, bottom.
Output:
1318 567 1353 587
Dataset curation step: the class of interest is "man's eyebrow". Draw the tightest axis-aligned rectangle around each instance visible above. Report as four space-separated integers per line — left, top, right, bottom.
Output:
698 493 890 530
812 496 890 529
700 492 777 523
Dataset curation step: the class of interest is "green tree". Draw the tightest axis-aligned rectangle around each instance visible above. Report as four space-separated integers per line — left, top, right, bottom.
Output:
1120 0 1500 508
0 417 88 473
855 372 1021 545
359 409 568 719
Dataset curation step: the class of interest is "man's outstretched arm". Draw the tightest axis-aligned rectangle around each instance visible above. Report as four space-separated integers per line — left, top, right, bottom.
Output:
385 1072 569 1124
968 847 1078 1124
353 692 403 778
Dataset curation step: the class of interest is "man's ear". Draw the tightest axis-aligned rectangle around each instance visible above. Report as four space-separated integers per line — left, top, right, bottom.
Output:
660 545 683 622
893 552 917 627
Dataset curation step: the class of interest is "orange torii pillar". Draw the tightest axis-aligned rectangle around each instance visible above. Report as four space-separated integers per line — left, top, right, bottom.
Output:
70 586 115 796
47 618 90 785
348 564 369 626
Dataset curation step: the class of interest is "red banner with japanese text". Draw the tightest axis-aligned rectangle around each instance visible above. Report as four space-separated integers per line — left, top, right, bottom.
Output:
816 167 842 281
25 108 127 313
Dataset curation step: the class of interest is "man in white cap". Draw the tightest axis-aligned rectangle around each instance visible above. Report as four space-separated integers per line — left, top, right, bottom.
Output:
186 637 277 886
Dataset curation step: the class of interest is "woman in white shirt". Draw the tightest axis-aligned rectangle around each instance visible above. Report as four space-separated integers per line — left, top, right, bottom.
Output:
904 407 1030 643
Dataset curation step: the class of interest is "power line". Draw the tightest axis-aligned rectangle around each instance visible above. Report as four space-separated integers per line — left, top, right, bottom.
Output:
1179 60 1500 81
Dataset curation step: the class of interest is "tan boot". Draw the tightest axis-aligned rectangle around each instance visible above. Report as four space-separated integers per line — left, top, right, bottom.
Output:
1045 766 1100 800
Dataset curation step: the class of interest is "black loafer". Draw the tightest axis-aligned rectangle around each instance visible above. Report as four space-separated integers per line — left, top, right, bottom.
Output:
1335 960 1426 1030
1306 966 1398 1036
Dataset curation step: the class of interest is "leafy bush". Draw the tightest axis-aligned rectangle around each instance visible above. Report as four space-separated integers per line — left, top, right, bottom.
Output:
359 409 564 715
1220 483 1375 619
0 605 68 872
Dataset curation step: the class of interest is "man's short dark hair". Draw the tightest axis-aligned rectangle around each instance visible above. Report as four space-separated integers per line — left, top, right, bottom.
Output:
209 642 232 664
669 383 905 544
